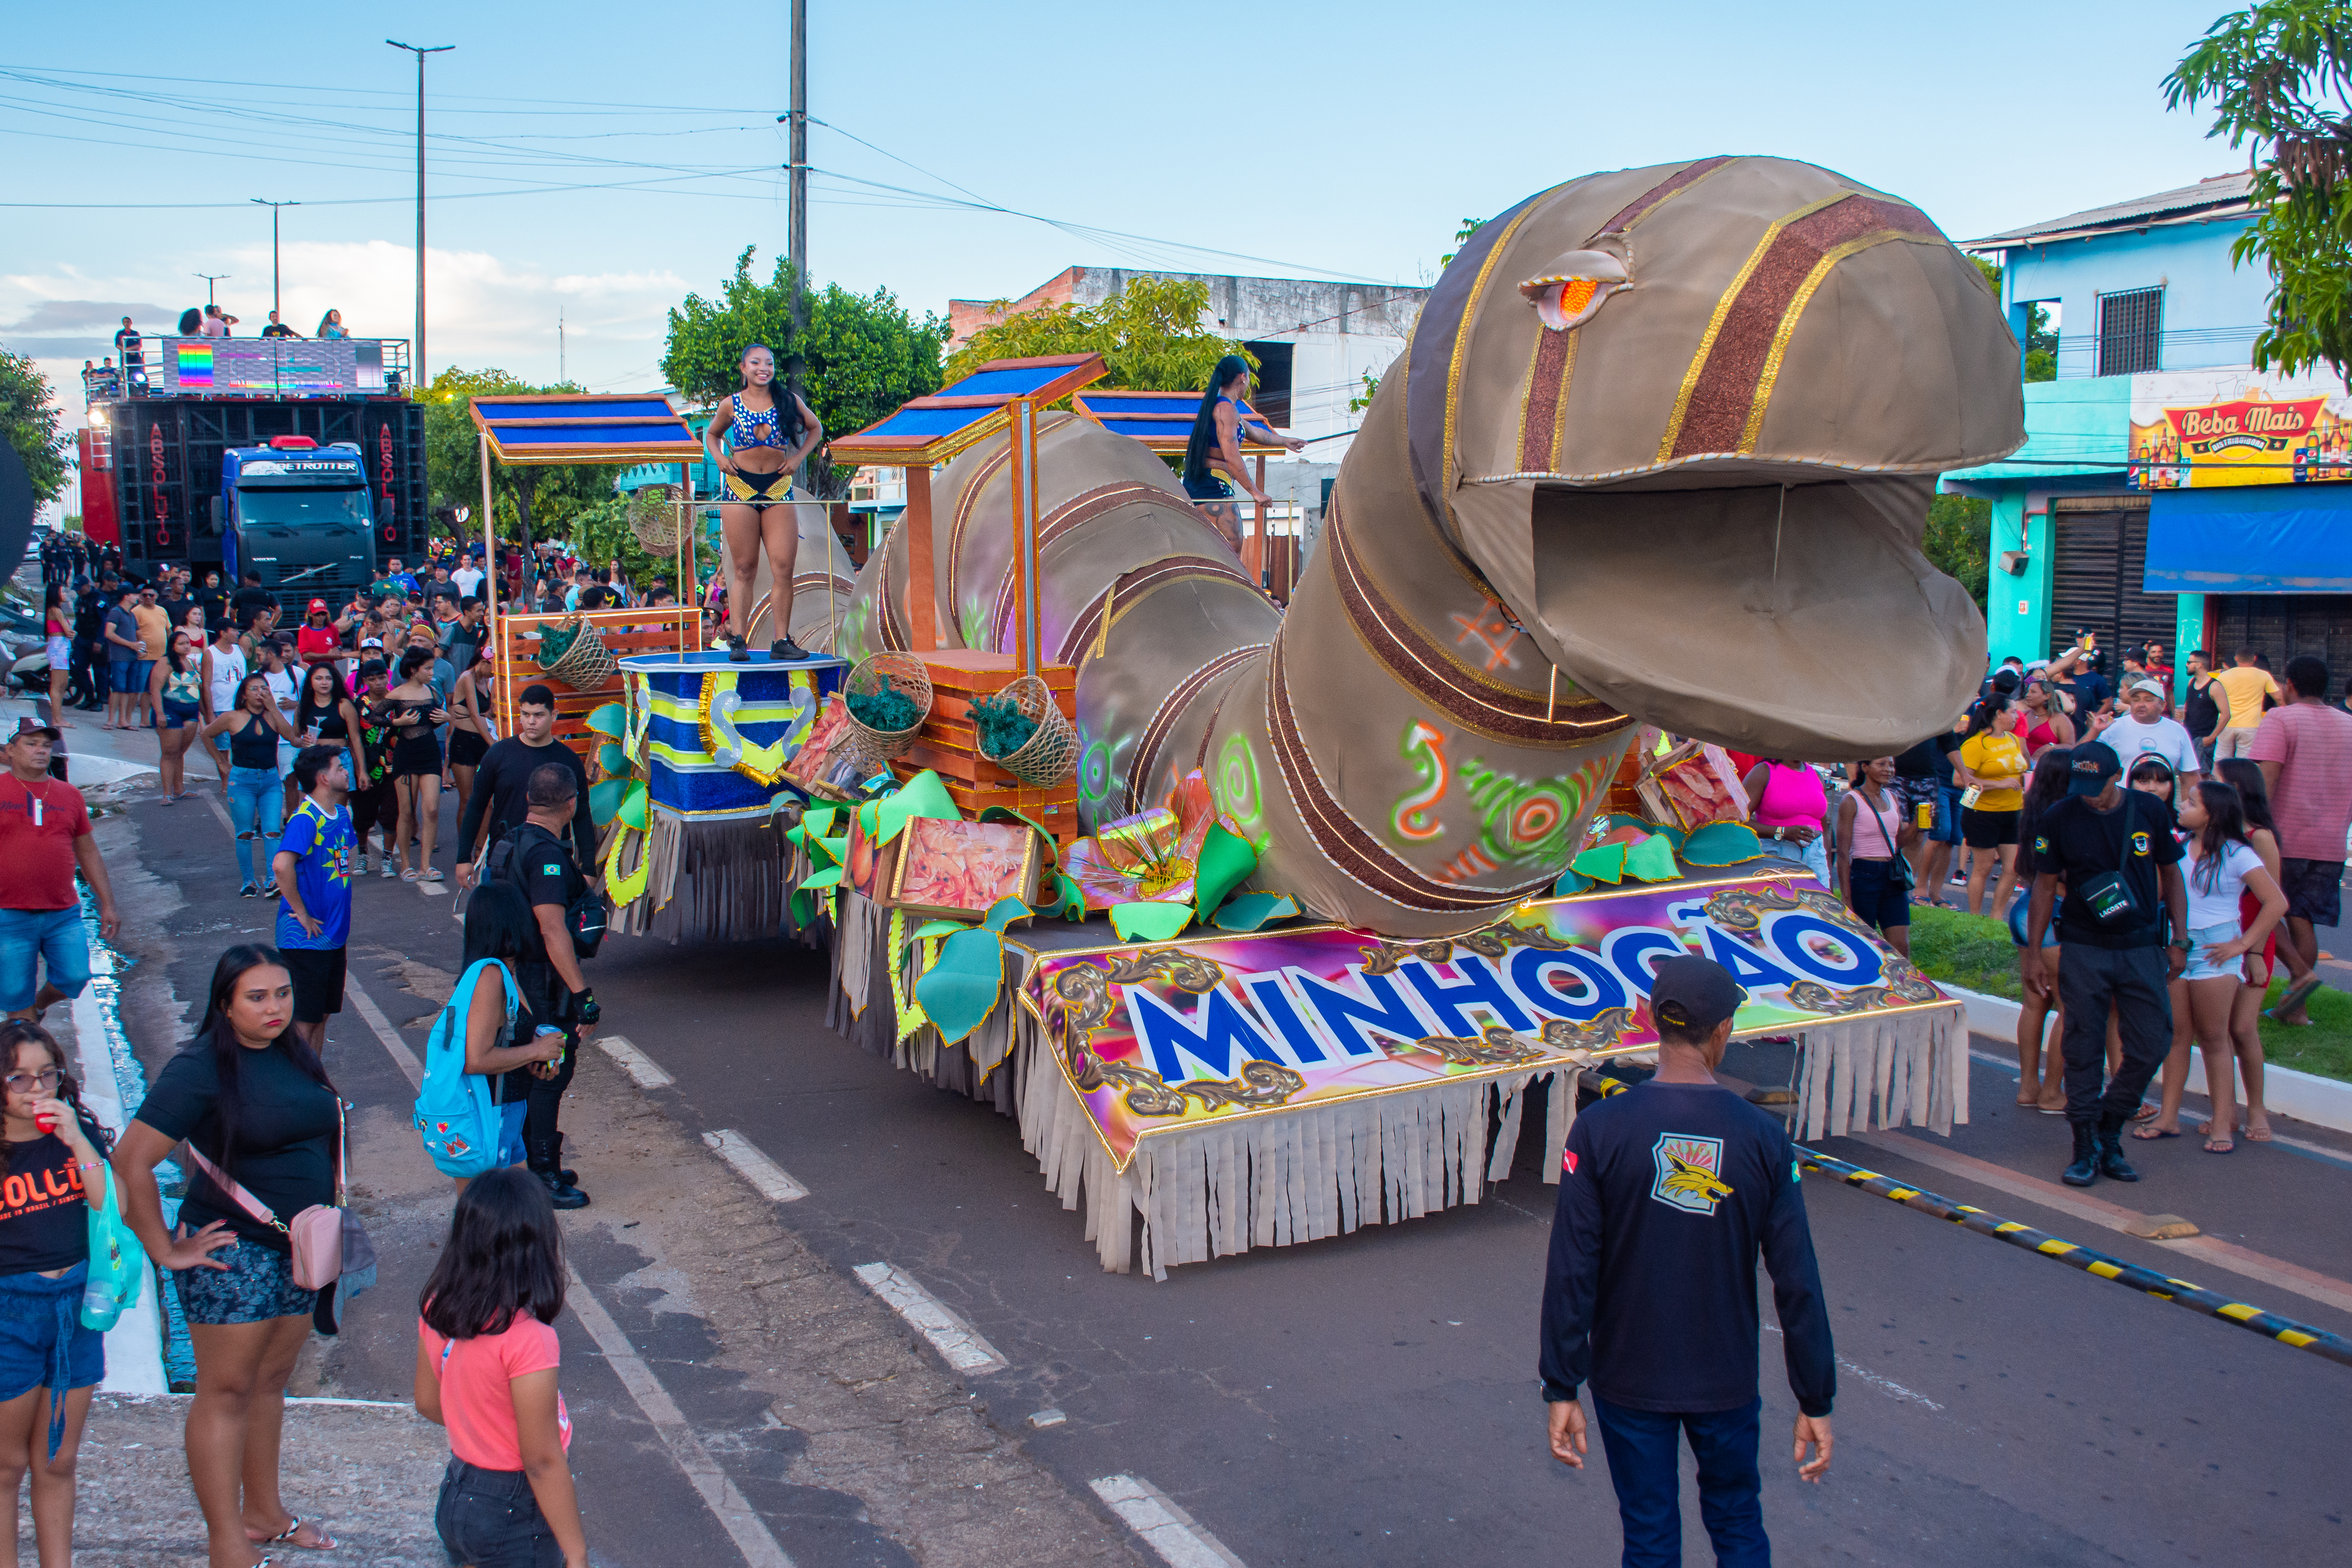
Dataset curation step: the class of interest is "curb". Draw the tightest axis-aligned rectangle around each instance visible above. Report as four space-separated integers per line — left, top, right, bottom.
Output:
1940 980 2352 1136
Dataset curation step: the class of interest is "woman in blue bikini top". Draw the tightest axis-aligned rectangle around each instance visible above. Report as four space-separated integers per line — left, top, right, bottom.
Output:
701 343 823 662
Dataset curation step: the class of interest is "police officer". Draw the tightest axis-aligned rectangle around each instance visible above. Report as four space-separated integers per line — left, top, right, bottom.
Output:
1540 955 1835 1567
504 762 601 1207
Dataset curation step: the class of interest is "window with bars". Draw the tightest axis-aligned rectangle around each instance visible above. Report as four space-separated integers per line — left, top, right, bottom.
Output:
2097 287 2163 376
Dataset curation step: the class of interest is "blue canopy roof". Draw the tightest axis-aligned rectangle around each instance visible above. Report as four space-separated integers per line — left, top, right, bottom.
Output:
468 393 703 467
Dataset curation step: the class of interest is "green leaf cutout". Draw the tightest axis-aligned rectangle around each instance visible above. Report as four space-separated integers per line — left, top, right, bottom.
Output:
1553 867 1595 896
803 805 838 842
1191 823 1258 922
588 778 629 828
1053 872 1086 922
1110 901 1195 943
875 769 959 844
597 742 628 779
798 865 845 892
586 703 628 739
1683 821 1766 866
905 919 968 947
1623 833 1680 883
1570 842 1628 885
913 928 1006 1044
1212 891 1297 931
982 896 1032 935
618 781 649 831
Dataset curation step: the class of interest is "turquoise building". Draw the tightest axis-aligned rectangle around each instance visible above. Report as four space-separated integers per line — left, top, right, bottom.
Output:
1947 173 2352 693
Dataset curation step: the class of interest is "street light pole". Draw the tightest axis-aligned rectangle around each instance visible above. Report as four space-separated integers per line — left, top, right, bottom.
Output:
789 0 806 332
194 273 230 308
386 39 454 395
249 199 299 320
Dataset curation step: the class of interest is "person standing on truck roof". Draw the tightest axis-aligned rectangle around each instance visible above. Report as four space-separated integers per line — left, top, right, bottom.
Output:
113 316 144 390
259 312 299 340
316 309 346 339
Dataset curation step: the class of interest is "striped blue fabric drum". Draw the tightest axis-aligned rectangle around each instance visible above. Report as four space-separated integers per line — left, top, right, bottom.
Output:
620 652 850 820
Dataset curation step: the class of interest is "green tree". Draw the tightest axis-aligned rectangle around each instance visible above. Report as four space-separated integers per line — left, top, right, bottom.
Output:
663 249 947 495
1923 493 1991 609
1972 257 2057 383
568 492 708 591
942 277 1249 396
423 366 615 560
2168 2 2352 378
0 351 69 504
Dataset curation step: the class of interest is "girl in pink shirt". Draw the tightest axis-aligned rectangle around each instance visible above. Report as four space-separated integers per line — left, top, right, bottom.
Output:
414 1169 587 1568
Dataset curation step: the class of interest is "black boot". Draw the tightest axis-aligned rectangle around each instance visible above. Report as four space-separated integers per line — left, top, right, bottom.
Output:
2062 1121 2099 1187
2095 1115 2141 1182
527 1137 590 1209
555 1132 578 1187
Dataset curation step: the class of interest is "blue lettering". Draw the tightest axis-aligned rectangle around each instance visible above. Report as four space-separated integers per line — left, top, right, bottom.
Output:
1701 922 1812 992
1400 955 1535 1037
1125 985 1282 1081
1240 973 1330 1065
1769 914 1884 987
1290 966 1434 1058
1507 948 1628 1023
1603 927 1688 997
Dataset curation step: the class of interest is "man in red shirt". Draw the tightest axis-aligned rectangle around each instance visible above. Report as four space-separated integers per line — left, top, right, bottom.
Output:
0 721 121 1022
2251 654 2352 1025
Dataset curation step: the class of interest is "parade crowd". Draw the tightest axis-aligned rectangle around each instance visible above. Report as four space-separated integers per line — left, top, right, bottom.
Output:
0 531 688 1566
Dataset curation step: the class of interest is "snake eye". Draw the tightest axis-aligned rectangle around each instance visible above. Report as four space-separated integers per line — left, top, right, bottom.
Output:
1518 250 1630 332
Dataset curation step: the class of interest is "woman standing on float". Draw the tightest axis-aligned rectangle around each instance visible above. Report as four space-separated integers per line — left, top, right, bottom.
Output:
701 344 821 662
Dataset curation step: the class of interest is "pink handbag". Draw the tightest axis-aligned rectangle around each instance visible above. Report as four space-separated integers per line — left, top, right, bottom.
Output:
181 1099 348 1291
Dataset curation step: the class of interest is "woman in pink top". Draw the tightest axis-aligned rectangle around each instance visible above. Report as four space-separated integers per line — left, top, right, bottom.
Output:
415 1170 587 1568
1836 757 1914 955
1742 758 1830 885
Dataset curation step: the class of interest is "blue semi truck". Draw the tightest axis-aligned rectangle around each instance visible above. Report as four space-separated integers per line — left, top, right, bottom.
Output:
216 436 380 603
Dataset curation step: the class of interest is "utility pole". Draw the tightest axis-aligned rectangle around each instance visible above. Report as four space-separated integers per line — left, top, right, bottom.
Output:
559 309 566 382
249 199 299 320
386 39 454 395
194 272 230 308
789 0 807 333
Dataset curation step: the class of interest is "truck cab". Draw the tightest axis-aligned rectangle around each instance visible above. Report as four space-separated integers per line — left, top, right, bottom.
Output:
216 435 376 607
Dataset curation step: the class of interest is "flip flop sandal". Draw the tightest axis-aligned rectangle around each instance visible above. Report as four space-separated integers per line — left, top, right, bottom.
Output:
2130 1125 2181 1141
253 1515 337 1550
2244 1123 2274 1141
2266 974 2326 1021
2130 1102 2160 1122
2203 1136 2234 1154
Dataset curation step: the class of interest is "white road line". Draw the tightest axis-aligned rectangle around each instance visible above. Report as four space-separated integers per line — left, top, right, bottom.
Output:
1089 1475 1248 1568
597 1033 675 1089
565 1266 797 1568
851 1263 1007 1376
343 977 426 1089
703 1129 807 1202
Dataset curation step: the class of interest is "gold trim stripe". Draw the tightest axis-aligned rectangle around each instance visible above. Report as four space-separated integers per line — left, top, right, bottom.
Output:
1738 231 1949 453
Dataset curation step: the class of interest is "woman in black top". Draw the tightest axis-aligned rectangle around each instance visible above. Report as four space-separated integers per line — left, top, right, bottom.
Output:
0 1021 113 1559
204 674 304 897
294 661 368 790
387 646 449 882
113 945 345 1557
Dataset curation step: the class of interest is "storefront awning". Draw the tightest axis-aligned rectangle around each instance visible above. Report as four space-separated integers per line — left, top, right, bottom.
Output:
2145 485 2352 594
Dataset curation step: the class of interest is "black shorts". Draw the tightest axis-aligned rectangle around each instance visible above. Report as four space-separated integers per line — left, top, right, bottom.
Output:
392 733 443 778
1961 806 2020 848
282 945 346 1023
2280 858 2345 927
449 726 489 767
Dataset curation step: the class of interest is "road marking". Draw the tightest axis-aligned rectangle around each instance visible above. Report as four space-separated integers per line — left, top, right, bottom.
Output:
598 1033 675 1089
704 1129 808 1202
343 976 426 1089
1848 1130 2352 1318
1089 1475 1247 1568
852 1263 1007 1376
566 1265 797 1568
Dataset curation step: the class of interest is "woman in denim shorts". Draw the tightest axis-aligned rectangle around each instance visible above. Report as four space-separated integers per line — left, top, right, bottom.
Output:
113 945 345 1560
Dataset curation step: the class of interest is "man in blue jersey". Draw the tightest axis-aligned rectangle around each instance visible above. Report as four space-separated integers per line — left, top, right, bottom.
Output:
272 746 356 1055
1540 955 1835 1567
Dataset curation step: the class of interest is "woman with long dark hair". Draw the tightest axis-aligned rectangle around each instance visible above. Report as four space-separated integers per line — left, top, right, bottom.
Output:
204 674 304 897
1956 691 2029 916
294 660 366 807
699 343 821 662
2009 747 2075 1113
40 584 71 731
1180 354 1303 554
386 646 449 882
445 884 564 1192
415 1169 589 1567
111 945 345 1560
151 628 205 803
2164 783 2287 1153
1834 756 1912 954
0 1021 115 1561
446 645 494 835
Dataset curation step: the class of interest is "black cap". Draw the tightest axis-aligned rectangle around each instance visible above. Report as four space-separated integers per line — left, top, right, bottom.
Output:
1648 955 1746 1039
8 717 60 743
2068 741 2122 796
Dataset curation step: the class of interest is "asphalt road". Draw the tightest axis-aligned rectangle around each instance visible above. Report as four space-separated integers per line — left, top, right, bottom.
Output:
87 758 2352 1568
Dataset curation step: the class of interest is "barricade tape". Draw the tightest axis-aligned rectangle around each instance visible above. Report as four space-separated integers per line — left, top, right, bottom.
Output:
1796 1146 2352 1370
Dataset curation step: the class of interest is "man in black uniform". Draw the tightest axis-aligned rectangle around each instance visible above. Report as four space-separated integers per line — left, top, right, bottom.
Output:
501 764 599 1208
453 683 594 880
2020 741 2187 1186
1541 956 1834 1567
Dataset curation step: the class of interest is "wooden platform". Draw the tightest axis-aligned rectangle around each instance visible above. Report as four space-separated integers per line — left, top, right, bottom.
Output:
887 652 1082 847
491 606 703 763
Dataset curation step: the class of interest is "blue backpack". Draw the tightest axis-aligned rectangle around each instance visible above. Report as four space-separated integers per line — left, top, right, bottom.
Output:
414 958 519 1178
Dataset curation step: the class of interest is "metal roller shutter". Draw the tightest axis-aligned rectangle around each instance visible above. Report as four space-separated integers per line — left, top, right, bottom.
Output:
2205 594 2352 682
2049 502 2175 665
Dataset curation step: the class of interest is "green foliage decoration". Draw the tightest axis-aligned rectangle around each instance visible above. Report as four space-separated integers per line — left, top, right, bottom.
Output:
942 277 1251 397
970 692 1036 760
846 676 922 735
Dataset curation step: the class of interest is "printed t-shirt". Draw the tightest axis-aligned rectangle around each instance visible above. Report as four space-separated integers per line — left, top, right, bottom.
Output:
420 1312 572 1470
276 799 354 951
2096 714 2201 779
1958 732 2028 811
133 1041 338 1251
0 1123 104 1275
2031 792 2185 949
2247 703 2352 862
0 776 92 913
2185 840 2265 931
2213 665 2280 729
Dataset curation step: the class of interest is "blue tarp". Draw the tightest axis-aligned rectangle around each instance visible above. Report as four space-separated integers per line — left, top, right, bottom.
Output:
2145 484 2352 594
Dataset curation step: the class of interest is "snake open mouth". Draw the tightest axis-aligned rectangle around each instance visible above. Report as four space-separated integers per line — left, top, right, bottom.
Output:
1528 472 1983 759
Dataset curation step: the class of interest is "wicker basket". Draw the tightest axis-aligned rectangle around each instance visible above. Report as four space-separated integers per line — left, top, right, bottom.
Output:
627 484 691 553
539 616 618 691
983 673 1078 787
841 652 933 768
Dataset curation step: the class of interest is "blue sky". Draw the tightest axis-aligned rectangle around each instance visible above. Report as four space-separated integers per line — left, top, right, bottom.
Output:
3 0 2254 413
